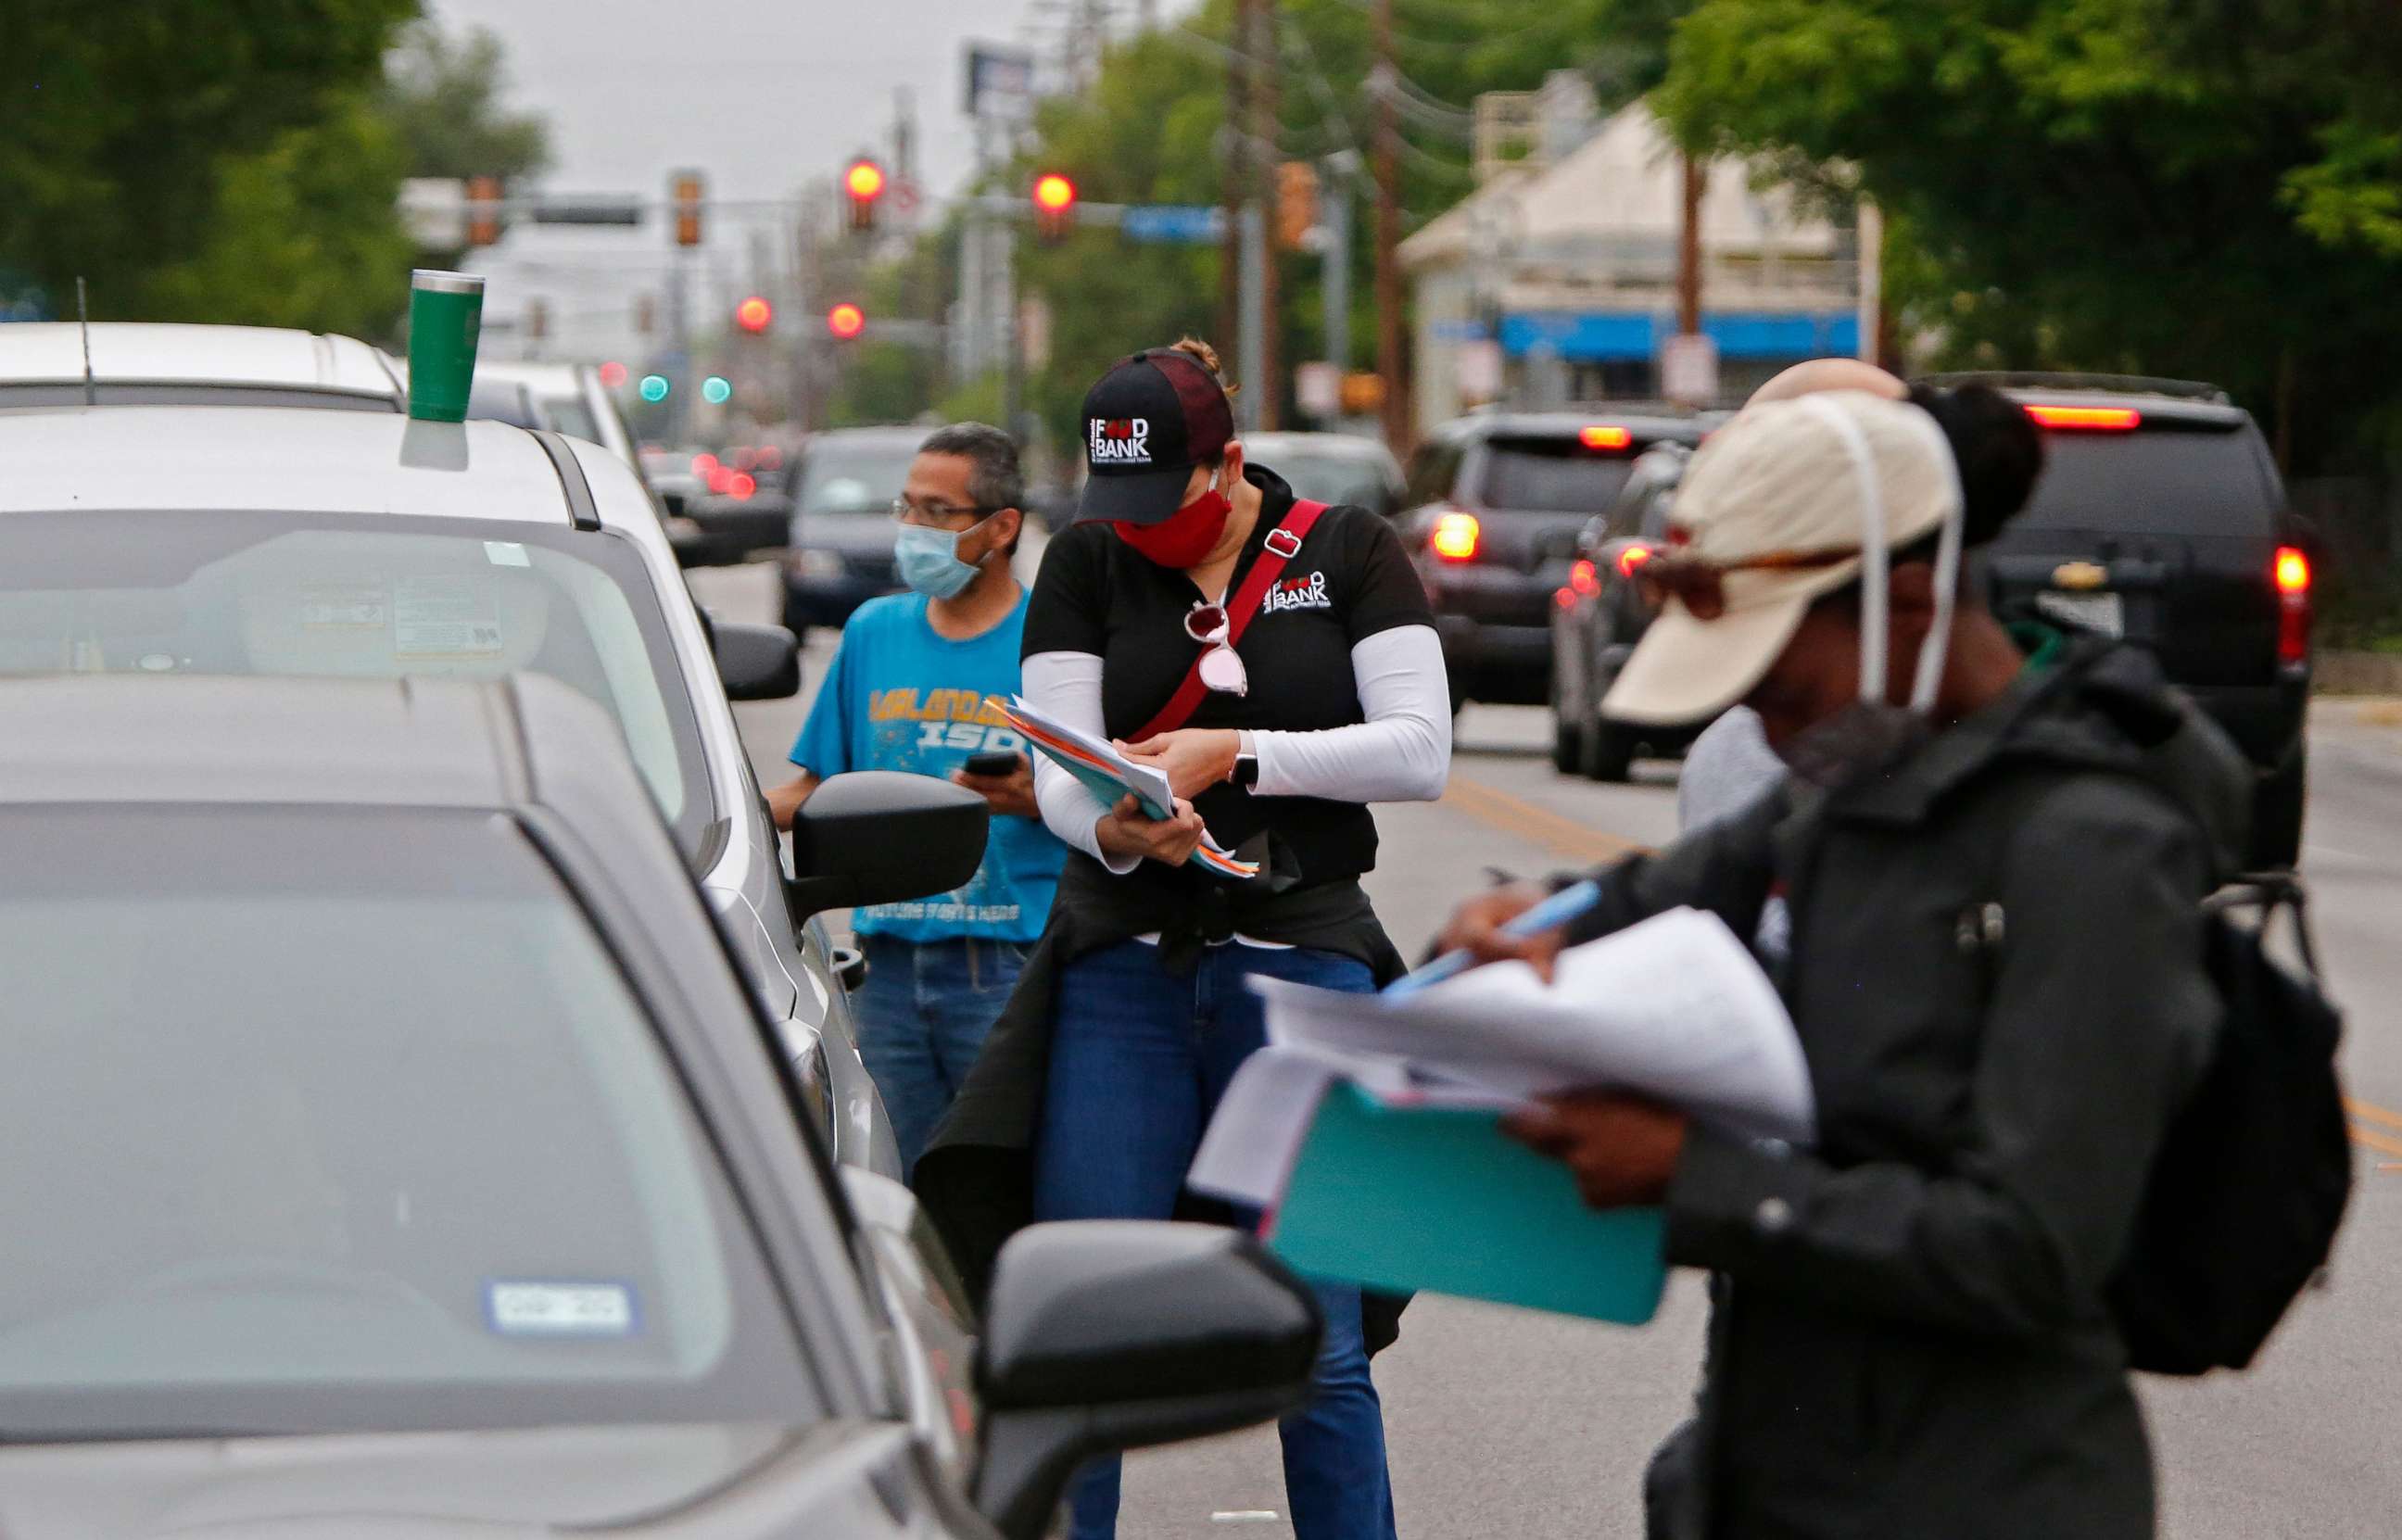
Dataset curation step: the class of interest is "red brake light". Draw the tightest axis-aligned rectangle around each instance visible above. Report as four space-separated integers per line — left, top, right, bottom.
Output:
2275 545 2311 667
1569 558 1599 597
729 472 757 500
1616 542 1655 578
2027 404 2142 432
2275 545 2310 596
1431 511 1481 562
691 453 718 477
1579 424 1633 451
706 464 736 495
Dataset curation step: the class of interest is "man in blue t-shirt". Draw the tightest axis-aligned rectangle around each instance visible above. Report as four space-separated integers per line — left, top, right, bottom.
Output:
768 423 1066 1175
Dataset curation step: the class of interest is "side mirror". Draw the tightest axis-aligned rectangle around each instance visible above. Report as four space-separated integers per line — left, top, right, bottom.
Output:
972 1222 1322 1540
789 771 987 920
714 620 800 701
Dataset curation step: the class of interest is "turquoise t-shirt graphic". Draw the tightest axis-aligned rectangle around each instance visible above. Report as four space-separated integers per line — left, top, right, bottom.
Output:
790 591 1065 943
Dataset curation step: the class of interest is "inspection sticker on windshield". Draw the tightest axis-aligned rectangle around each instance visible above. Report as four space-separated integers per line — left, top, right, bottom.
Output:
298 586 389 630
393 575 504 658
485 1280 639 1338
484 540 532 568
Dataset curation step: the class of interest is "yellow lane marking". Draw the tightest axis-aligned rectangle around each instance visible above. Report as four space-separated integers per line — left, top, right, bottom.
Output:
2348 1123 2402 1159
1443 774 1648 865
2344 1097 2402 1134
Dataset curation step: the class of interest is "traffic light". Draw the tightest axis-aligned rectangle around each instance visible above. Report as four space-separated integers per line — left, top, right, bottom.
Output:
467 175 502 247
672 170 705 247
826 302 866 340
598 360 628 389
1276 160 1320 251
1031 172 1077 245
735 295 774 334
638 373 671 403
843 159 885 234
702 375 733 405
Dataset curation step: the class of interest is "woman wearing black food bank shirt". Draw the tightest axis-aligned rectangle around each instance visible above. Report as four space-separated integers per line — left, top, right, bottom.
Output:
924 340 1448 1540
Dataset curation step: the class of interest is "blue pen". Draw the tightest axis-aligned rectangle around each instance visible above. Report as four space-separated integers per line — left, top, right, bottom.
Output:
1384 879 1602 996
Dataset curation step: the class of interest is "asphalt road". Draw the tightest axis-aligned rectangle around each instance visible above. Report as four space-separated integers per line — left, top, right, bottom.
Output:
694 562 2402 1538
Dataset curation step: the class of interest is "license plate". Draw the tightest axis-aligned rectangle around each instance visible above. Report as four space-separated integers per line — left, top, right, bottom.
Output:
2035 589 2124 637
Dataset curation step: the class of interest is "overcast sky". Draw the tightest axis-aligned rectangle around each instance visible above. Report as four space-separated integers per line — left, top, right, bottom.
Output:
428 0 1133 360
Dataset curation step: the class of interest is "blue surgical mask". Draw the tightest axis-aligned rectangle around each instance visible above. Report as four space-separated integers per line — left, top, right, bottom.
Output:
894 518 988 599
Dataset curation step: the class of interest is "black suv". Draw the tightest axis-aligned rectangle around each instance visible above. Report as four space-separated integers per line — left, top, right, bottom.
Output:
1936 373 2312 867
1400 410 1711 706
1549 442 1698 779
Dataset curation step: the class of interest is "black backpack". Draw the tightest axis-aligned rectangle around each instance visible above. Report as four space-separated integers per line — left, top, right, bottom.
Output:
2107 876 2353 1375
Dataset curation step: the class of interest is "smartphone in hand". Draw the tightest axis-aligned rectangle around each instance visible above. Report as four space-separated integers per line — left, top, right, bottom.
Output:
962 750 1022 777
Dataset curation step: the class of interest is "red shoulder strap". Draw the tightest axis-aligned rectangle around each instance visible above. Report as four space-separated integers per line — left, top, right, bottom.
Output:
1130 499 1329 743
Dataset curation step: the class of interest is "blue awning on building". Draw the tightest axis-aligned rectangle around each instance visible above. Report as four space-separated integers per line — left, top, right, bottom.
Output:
1497 309 1859 363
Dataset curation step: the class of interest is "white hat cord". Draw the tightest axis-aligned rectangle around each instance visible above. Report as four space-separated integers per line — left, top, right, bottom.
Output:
1796 396 1966 713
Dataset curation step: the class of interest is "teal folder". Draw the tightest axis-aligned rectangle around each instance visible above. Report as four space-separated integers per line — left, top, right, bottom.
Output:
1265 1081 1669 1324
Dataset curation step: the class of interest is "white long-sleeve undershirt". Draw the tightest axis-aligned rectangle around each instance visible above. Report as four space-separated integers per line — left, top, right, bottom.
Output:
1020 622 1452 872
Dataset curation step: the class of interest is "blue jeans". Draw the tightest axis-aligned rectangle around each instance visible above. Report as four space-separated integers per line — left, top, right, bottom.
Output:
853 934 1030 1177
1034 940 1398 1540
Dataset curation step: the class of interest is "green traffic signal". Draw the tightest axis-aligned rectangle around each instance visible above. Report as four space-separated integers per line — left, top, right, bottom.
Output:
638 373 671 402
702 375 732 405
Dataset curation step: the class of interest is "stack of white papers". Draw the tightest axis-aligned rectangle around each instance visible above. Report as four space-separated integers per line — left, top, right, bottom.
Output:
1190 907 1815 1207
1000 695 1259 879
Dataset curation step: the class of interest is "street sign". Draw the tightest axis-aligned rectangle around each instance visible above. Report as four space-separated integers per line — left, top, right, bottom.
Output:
1429 318 1490 344
1120 204 1226 244
1296 361 1342 421
965 44 1034 120
1661 333 1720 407
399 178 468 249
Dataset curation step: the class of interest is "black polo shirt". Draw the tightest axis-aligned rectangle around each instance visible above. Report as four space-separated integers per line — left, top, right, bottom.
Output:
1023 464 1435 896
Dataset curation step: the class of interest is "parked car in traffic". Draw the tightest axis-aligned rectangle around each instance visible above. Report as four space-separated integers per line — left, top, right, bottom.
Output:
0 404 902 1173
0 321 404 410
1399 410 1711 705
1242 430 1409 516
1549 441 1700 779
1930 372 2315 867
0 670 1323 1540
781 424 926 638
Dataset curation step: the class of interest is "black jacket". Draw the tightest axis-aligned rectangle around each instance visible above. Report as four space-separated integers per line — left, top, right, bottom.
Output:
1573 642 2247 1540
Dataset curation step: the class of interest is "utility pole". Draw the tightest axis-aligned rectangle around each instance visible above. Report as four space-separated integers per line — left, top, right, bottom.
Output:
1677 151 1704 337
1371 0 1410 455
1322 153 1354 373
1219 0 1252 357
1252 0 1282 427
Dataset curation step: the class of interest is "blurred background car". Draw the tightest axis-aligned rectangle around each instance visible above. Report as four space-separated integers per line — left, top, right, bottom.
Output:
1942 372 2317 868
1242 430 1409 516
1399 409 1712 708
0 670 1321 1540
0 322 403 411
779 423 925 639
1549 441 1698 779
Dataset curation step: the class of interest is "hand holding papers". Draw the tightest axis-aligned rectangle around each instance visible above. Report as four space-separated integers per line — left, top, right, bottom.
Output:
1187 908 1815 1323
998 695 1259 880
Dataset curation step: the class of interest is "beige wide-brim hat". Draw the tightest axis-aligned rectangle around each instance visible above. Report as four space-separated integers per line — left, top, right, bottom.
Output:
1604 390 1963 727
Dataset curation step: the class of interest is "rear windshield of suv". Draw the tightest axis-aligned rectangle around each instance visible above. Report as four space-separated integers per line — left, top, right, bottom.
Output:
1474 436 1637 515
2016 428 2279 536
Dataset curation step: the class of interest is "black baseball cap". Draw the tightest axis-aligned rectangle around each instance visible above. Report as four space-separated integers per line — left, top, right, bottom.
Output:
1074 348 1236 524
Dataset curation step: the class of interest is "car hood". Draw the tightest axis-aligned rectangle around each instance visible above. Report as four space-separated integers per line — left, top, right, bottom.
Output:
0 1420 886 1540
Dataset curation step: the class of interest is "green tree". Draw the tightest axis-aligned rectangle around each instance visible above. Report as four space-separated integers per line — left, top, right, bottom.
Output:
1651 0 2402 479
0 0 417 316
379 20 553 184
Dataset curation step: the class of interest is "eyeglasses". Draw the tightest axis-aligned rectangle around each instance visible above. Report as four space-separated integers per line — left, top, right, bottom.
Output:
1629 541 1864 621
891 496 999 527
1183 600 1248 696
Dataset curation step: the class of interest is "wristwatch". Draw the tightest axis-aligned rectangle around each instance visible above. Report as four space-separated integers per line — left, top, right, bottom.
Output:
1231 730 1260 789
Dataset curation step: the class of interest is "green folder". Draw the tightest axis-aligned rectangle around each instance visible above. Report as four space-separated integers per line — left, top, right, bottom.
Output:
1265 1081 1669 1324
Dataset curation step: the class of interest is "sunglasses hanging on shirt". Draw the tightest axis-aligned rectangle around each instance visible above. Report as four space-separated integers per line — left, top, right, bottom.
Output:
1183 599 1248 696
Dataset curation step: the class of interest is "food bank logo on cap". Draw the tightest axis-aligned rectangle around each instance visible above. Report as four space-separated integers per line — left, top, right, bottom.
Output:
1089 416 1150 463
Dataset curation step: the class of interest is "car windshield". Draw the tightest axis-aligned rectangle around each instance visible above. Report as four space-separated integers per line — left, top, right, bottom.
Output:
541 394 602 445
0 806 813 1438
798 439 918 513
1260 450 1396 513
1475 436 1638 514
2011 428 2277 537
0 511 712 857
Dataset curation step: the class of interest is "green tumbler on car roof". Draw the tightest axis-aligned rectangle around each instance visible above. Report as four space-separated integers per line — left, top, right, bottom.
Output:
406 270 485 423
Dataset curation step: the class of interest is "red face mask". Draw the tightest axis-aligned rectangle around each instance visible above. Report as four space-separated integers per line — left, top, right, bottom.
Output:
1113 473 1231 568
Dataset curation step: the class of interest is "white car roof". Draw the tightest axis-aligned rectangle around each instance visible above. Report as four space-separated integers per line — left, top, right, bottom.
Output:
0 405 651 532
477 360 588 394
0 322 403 399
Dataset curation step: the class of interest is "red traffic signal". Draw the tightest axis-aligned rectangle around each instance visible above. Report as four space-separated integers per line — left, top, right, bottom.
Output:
1031 172 1076 245
826 302 866 340
735 295 774 334
844 158 885 233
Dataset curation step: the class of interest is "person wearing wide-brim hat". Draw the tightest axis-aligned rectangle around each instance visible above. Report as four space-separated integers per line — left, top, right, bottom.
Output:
1436 390 2248 1539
